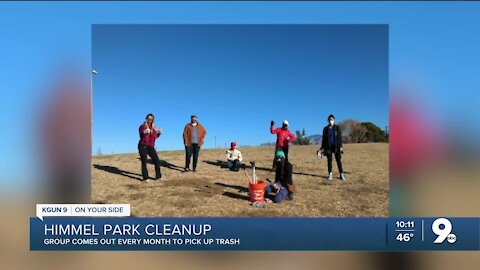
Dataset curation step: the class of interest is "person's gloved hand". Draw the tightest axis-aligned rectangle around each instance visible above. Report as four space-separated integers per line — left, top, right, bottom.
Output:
143 128 151 134
155 128 163 135
270 120 275 126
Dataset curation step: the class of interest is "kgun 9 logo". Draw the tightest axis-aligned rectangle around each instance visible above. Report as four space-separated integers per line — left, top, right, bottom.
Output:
432 218 456 244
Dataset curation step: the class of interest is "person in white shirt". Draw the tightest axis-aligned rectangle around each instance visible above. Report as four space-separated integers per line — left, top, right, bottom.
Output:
226 141 243 171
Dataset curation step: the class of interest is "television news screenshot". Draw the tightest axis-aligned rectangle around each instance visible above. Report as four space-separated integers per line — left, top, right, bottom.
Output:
0 1 479 270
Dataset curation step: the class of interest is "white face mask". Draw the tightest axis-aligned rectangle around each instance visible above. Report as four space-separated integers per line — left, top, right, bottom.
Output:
329 120 334 126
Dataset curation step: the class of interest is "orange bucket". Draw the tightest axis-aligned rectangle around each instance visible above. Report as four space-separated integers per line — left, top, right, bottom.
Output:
249 180 266 203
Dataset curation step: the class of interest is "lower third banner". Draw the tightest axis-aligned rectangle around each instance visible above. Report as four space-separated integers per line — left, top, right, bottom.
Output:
30 217 479 251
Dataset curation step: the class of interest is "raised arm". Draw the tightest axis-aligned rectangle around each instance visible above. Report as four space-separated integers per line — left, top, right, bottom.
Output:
269 120 277 134
270 125 279 134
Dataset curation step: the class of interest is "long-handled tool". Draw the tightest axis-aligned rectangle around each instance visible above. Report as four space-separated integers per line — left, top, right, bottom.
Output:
244 167 252 184
250 161 256 184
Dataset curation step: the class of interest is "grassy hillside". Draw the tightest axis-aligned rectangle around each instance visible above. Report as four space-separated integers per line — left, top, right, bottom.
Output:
92 143 388 217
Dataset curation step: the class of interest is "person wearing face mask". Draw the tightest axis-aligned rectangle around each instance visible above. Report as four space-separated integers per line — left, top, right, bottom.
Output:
183 115 207 172
138 113 163 181
226 141 243 171
270 120 295 170
319 114 345 181
264 150 296 203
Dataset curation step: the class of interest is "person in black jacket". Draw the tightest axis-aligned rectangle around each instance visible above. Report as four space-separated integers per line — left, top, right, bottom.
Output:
319 114 346 181
264 150 296 202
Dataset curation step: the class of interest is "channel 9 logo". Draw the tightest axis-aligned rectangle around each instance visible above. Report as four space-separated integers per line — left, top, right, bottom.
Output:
432 218 456 244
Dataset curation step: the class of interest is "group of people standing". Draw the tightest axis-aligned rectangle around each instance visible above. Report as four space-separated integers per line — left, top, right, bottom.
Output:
136 113 346 203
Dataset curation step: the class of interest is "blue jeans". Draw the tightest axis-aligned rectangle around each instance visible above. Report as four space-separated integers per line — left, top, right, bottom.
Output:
227 159 241 170
264 184 289 203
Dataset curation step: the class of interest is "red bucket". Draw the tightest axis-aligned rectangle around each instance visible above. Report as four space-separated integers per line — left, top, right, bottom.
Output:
249 180 266 203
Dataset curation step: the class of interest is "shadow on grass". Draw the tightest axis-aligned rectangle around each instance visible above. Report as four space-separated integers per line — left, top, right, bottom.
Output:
203 160 229 169
159 160 184 172
204 160 267 172
293 172 323 178
215 182 249 193
205 160 325 178
215 182 250 201
137 158 184 172
93 164 143 181
222 192 250 201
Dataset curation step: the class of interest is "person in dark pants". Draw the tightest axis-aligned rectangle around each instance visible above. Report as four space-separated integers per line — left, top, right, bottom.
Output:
270 120 295 170
226 141 243 171
138 113 163 181
183 115 207 172
319 114 345 181
264 150 296 203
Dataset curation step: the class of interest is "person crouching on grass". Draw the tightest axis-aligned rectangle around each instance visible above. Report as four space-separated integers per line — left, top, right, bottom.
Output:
183 115 207 172
138 113 162 182
264 150 296 203
226 141 243 171
319 114 346 181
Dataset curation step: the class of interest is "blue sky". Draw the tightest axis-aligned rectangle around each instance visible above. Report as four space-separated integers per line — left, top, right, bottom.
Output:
92 24 388 153
0 2 479 183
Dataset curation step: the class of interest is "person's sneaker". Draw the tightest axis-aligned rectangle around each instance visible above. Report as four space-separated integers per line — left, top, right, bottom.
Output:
340 173 346 181
265 198 273 203
327 172 333 181
192 169 197 172
183 168 190 172
143 179 150 183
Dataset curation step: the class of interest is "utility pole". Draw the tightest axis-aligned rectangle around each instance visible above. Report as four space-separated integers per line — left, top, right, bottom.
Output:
214 136 217 148
91 69 97 157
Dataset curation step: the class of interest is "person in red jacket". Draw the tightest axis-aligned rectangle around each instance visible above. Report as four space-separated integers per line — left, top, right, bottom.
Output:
138 113 163 181
270 120 295 170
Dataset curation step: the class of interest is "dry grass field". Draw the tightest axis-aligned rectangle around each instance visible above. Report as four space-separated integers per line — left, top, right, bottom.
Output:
92 143 388 217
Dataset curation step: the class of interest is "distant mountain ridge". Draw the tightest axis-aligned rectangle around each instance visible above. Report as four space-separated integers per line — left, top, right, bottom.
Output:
306 134 322 145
